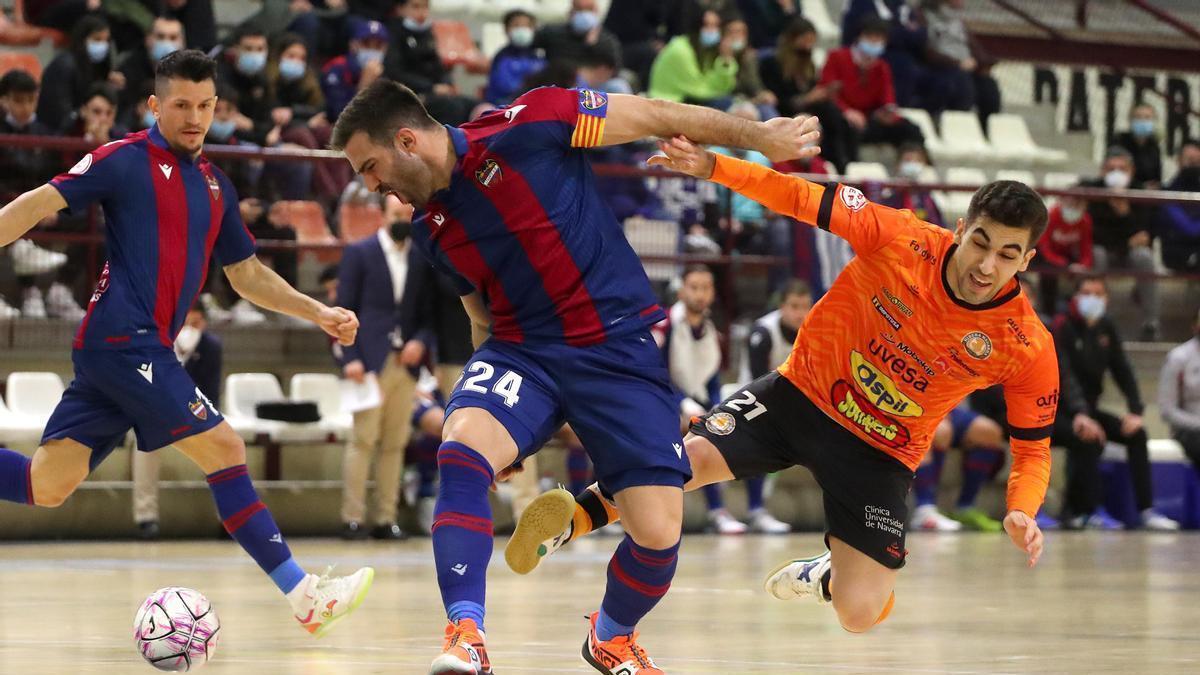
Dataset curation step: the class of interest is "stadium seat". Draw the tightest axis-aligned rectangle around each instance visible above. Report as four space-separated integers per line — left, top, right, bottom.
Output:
338 202 385 243
939 111 993 161
0 392 43 443
995 169 1036 186
274 201 339 264
5 372 64 420
987 113 1069 166
0 6 64 48
433 20 488 74
917 166 941 184
289 373 351 442
623 216 679 283
801 0 840 45
223 373 286 442
844 161 890 182
943 167 988 222
898 108 950 160
1041 171 1081 190
0 51 40 81
480 21 507 59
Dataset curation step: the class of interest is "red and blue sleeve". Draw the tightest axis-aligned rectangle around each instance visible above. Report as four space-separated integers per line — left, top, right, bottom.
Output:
212 172 256 265
49 144 131 214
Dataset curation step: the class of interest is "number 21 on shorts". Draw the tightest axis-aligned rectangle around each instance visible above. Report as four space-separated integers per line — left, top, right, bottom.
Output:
724 390 766 420
460 361 523 408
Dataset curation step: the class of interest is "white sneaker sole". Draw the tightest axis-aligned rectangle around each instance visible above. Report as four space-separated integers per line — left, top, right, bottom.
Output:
505 488 575 575
308 567 375 639
429 653 485 674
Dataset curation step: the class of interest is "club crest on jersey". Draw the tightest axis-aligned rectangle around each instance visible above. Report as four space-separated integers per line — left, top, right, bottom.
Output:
840 185 868 212
188 397 208 421
206 173 220 199
705 412 736 436
579 89 607 111
961 331 993 360
475 158 502 187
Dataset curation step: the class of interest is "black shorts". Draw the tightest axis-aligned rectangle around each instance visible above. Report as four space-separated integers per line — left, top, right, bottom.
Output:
690 372 914 569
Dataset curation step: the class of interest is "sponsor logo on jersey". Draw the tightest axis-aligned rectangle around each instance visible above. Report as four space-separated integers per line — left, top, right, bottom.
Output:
1037 389 1059 409
475 158 502 187
851 350 925 417
871 296 902 330
579 89 607 111
866 339 930 391
944 347 980 377
886 541 907 561
840 185 868 212
90 262 112 303
865 505 904 537
908 239 938 265
705 412 736 436
503 104 527 122
962 331 993 360
880 287 914 317
189 397 208 420
831 380 910 449
1006 318 1031 347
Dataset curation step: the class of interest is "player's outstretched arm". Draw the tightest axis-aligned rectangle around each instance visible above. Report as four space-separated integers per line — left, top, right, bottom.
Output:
601 94 821 163
0 184 68 247
460 291 492 350
224 256 359 346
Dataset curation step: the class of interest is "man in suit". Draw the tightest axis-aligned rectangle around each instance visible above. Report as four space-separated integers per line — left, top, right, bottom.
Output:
337 198 424 540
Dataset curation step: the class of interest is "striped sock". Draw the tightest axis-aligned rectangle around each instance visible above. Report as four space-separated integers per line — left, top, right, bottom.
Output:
432 442 494 632
957 448 1004 509
598 536 679 640
206 465 305 594
913 450 946 507
0 448 33 505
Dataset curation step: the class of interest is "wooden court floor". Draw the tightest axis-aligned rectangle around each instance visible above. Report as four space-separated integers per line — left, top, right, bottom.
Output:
0 532 1197 674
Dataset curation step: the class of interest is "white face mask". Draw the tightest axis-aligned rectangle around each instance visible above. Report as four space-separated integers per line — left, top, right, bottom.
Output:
1076 293 1107 322
1060 205 1084 224
1104 169 1131 189
898 160 924 179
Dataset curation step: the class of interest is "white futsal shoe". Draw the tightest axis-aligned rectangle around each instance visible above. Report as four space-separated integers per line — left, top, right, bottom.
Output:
912 504 963 531
748 508 791 534
764 550 833 603
290 566 375 638
708 508 749 534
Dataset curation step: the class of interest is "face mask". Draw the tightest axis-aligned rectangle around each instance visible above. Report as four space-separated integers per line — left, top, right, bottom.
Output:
1130 119 1154 138
729 39 746 52
86 40 110 63
1060 205 1084 224
898 160 924 179
699 28 721 48
509 26 534 48
237 51 267 75
356 49 384 68
279 57 306 82
151 39 180 62
570 10 598 34
403 16 433 32
856 39 885 58
142 110 157 129
208 118 235 141
390 220 412 242
1104 169 1131 189
174 325 201 360
1076 293 1106 322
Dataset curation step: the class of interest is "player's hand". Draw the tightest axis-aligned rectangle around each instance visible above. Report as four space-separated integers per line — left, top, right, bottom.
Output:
342 359 366 383
646 136 715 178
1120 413 1143 437
397 339 426 367
1073 413 1106 444
1003 510 1044 568
320 305 359 346
757 114 822 163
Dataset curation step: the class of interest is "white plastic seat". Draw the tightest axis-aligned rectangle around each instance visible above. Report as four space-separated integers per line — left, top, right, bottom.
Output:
899 108 949 160
943 167 988 222
844 161 890 182
995 169 1036 186
0 392 44 443
5 372 64 419
290 373 351 442
223 373 288 442
1041 171 1082 190
801 0 840 44
939 111 993 161
987 113 1069 166
480 21 506 59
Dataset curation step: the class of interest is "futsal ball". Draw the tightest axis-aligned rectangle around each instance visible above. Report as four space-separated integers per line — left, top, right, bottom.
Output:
133 587 221 671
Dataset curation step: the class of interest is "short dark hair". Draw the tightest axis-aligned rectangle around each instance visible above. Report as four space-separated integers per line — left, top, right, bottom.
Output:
83 82 118 108
233 24 268 45
330 79 438 151
860 17 890 38
966 180 1049 247
682 264 714 282
0 69 38 97
1074 273 1106 293
503 9 534 28
215 85 239 107
319 264 340 285
155 49 217 94
780 279 812 302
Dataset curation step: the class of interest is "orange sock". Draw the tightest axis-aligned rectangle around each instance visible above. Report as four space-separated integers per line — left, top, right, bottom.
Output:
873 591 896 626
568 485 622 542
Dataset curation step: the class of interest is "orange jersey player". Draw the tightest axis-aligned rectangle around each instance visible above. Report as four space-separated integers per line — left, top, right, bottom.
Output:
506 135 1059 637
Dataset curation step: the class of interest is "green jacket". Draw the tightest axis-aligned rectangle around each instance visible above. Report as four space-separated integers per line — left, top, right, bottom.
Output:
648 35 738 103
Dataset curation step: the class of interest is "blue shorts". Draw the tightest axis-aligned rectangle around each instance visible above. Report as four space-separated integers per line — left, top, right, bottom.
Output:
948 407 979 448
42 347 223 470
443 331 690 495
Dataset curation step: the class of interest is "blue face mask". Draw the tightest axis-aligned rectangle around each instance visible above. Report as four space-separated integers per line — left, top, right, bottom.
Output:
1131 118 1155 138
150 39 179 62
509 26 534 48
237 51 267 75
1076 293 1106 322
699 28 721 48
208 118 236 141
86 40 110 63
571 11 598 34
856 39 885 58
403 16 433 32
279 58 306 82
142 110 157 129
356 49 384 68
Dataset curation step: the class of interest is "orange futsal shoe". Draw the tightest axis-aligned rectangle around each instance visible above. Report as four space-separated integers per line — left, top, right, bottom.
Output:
429 619 493 674
581 612 665 674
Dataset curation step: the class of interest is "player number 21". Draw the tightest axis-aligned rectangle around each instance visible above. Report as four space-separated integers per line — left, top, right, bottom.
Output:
724 390 767 420
461 361 523 408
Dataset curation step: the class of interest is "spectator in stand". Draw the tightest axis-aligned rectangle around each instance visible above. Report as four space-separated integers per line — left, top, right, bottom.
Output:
1114 103 1163 188
745 278 811 381
648 9 738 107
0 70 61 196
285 0 352 64
842 0 927 108
127 82 158 132
117 16 185 120
736 0 799 49
205 87 264 196
724 16 778 118
63 83 128 147
38 15 125 133
1083 146 1160 340
536 0 624 76
485 10 548 106
216 26 274 134
384 0 476 125
881 143 944 226
1159 139 1200 272
820 17 924 161
1033 189 1093 313
759 17 850 171
163 0 217 52
1053 276 1180 530
348 0 398 24
1160 308 1200 475
918 0 1000 127
321 19 388 121
603 0 689 88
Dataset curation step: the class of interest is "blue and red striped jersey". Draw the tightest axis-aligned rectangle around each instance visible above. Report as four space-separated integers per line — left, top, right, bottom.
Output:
411 87 665 347
49 125 256 350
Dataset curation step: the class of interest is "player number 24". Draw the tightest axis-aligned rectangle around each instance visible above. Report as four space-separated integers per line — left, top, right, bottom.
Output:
461 361 523 408
724 390 767 420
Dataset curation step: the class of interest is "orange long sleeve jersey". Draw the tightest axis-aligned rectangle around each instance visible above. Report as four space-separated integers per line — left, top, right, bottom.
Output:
710 154 1058 516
